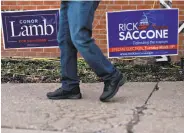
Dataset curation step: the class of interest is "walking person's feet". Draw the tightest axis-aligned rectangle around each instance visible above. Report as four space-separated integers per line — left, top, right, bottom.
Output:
100 72 126 102
46 72 126 101
47 86 82 100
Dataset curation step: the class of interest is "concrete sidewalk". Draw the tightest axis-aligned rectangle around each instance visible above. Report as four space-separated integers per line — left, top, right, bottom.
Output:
1 82 184 133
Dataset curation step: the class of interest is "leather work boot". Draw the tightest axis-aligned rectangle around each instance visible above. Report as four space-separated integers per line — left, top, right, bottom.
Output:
100 73 126 102
47 86 82 100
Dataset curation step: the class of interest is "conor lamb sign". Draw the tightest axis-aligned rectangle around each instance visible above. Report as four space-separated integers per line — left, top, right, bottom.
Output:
1 9 59 49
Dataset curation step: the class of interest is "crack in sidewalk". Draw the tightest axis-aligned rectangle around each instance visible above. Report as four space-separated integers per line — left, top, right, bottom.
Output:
126 82 159 133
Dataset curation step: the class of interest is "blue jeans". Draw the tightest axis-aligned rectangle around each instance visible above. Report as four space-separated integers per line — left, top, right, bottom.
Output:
58 1 118 91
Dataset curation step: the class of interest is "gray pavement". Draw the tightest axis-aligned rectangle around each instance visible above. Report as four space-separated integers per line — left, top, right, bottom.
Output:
1 82 184 133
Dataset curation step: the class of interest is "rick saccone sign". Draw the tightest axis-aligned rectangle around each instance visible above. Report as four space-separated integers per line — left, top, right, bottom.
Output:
106 9 179 58
1 9 59 49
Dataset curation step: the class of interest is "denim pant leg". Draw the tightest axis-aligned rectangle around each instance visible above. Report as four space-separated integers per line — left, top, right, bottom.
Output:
58 2 80 91
67 1 118 81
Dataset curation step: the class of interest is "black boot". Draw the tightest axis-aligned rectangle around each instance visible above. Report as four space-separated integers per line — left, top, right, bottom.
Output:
100 73 126 102
47 86 82 100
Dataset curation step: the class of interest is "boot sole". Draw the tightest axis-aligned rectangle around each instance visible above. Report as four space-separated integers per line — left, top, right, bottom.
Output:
47 93 82 100
101 75 126 102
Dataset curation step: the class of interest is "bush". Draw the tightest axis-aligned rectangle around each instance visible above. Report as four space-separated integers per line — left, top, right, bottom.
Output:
1 58 183 83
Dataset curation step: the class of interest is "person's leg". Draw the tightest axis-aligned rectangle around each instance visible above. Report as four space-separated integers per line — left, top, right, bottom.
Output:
57 2 79 91
67 1 117 81
47 2 82 99
67 1 126 102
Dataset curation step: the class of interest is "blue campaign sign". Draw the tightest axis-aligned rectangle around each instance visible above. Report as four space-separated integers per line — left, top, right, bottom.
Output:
106 9 179 58
1 9 59 49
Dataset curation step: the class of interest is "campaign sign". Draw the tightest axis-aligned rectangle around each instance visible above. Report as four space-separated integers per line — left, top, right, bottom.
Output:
106 9 179 58
1 9 59 49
